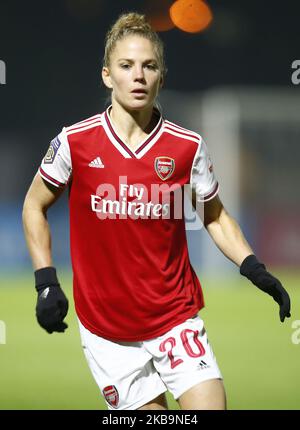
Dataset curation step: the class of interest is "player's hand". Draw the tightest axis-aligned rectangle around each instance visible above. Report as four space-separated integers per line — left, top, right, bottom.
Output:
240 255 291 323
35 267 69 334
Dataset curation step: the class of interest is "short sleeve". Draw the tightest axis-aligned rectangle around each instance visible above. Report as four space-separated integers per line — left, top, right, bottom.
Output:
39 127 72 187
190 137 219 202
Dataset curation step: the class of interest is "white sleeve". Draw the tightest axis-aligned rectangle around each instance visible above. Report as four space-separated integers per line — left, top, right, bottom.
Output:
39 127 72 187
190 136 219 202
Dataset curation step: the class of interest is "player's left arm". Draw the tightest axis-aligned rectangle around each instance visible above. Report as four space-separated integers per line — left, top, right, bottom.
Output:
200 194 291 322
202 194 252 266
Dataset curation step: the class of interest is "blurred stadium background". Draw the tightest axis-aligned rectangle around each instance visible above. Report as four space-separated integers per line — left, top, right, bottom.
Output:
0 0 299 410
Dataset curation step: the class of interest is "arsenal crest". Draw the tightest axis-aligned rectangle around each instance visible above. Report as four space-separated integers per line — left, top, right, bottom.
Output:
103 385 119 408
154 156 175 181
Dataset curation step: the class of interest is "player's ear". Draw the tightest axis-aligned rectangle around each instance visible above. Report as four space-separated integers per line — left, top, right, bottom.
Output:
102 67 113 89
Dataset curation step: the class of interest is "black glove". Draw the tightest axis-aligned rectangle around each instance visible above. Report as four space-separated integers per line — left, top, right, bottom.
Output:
35 267 69 334
240 255 291 322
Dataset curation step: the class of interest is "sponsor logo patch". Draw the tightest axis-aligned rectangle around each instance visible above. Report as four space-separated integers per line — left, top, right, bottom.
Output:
103 385 119 408
154 156 175 181
44 137 62 164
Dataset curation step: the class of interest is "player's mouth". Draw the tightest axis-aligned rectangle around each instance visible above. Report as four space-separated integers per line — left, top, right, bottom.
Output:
131 89 147 94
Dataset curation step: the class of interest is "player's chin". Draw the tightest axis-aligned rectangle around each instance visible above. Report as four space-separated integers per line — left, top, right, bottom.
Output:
126 95 154 111
127 100 151 110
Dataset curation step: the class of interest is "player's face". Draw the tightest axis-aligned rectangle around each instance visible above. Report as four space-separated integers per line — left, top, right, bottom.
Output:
102 35 163 111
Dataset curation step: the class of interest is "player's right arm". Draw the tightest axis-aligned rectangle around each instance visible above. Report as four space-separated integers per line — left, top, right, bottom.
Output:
23 174 69 334
22 173 65 270
23 128 71 334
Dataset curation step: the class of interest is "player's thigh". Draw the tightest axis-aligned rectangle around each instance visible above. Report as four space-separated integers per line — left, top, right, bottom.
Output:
178 378 226 410
137 393 168 410
143 314 224 405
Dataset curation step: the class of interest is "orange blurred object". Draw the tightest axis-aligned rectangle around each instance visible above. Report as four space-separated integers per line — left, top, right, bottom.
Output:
169 0 213 33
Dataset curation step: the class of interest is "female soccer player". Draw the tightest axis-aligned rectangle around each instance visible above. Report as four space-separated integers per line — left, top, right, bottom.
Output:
22 12 291 410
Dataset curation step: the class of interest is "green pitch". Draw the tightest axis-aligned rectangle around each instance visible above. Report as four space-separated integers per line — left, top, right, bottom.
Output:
0 270 299 410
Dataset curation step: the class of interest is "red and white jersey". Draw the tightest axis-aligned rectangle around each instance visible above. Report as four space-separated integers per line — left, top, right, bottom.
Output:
39 105 219 341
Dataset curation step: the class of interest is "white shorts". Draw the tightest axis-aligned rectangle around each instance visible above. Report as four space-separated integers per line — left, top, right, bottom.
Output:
78 314 223 410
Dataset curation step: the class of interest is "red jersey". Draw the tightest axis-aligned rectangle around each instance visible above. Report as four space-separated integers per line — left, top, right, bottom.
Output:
39 105 219 341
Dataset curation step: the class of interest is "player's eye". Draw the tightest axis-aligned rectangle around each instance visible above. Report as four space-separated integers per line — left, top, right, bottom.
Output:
145 64 158 70
120 64 131 69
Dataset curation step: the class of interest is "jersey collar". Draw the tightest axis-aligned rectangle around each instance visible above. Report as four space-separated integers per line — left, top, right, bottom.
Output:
102 105 164 159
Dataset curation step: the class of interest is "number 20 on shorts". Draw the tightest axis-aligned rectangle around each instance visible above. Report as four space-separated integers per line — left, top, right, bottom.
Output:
159 329 205 369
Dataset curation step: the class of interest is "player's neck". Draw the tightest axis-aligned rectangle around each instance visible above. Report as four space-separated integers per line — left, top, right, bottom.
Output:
109 102 156 147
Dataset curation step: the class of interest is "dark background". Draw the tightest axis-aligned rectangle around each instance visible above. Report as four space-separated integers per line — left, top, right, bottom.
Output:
1 0 299 132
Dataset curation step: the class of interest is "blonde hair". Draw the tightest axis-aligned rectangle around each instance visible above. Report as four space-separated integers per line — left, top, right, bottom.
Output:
103 12 167 79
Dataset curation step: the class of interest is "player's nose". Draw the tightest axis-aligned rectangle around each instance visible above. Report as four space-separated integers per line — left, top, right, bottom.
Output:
133 64 145 81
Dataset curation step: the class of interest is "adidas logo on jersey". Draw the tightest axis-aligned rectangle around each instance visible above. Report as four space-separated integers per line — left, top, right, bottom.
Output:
89 157 104 168
197 360 210 370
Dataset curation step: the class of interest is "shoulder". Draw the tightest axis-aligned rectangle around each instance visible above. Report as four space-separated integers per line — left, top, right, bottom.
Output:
63 113 103 137
163 118 202 147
